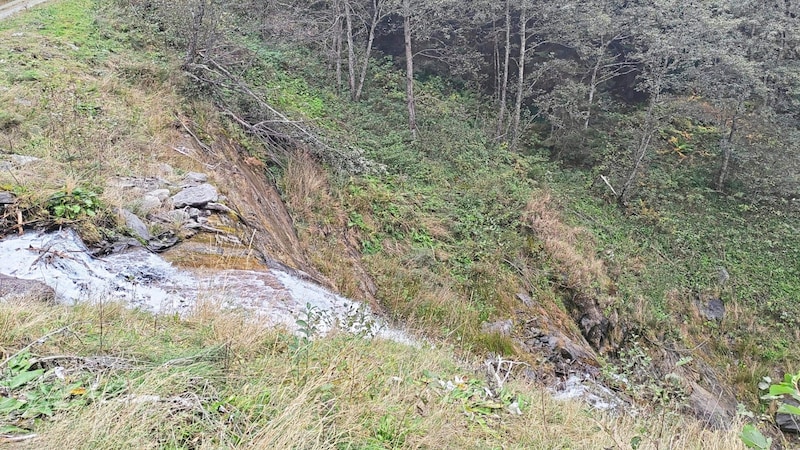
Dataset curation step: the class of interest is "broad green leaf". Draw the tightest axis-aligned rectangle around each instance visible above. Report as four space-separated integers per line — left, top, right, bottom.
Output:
778 403 800 416
22 403 54 418
767 384 795 396
2 369 45 389
0 396 24 414
0 425 29 435
739 424 771 449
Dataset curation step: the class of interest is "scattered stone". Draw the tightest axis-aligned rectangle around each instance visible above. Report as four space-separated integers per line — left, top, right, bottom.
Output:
522 315 597 369
187 207 202 219
482 319 513 336
516 292 534 307
205 202 234 214
110 176 170 193
686 381 737 430
695 294 725 322
777 398 800 434
147 233 180 252
181 172 208 187
0 274 55 304
171 183 218 208
0 191 15 204
155 209 191 225
109 237 144 254
147 189 171 202
10 154 40 166
119 209 151 242
14 97 32 107
565 292 620 352
0 154 40 170
139 195 162 214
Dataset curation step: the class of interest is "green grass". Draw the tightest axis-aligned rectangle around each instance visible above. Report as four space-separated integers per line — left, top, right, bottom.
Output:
0 298 746 449
0 0 797 445
240 39 800 406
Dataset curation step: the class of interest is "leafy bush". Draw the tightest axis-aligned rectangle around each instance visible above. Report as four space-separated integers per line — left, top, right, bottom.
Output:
47 186 102 220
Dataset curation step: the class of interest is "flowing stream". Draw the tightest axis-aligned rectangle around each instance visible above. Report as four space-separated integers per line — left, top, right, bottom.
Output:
0 229 413 344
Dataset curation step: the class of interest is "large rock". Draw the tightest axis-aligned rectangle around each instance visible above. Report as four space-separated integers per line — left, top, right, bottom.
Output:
0 191 15 204
138 195 162 214
695 293 725 322
0 274 55 303
777 398 800 434
181 172 208 187
120 209 151 242
686 381 737 429
171 183 218 208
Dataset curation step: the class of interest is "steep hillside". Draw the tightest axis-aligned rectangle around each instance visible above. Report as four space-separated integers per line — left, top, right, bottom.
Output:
0 0 797 448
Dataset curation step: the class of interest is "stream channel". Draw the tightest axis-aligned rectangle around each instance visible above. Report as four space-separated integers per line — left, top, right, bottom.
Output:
0 228 413 344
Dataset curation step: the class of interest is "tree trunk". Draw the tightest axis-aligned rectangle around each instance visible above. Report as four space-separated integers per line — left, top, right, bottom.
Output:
716 112 738 192
344 1 357 99
403 0 417 138
333 1 343 94
585 57 601 130
496 0 511 140
511 5 526 150
354 0 380 102
619 97 658 205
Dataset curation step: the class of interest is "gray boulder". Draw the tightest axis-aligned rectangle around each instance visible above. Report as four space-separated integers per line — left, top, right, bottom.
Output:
139 195 162 214
777 398 800 434
147 189 171 202
171 183 218 208
181 172 208 187
120 209 152 242
695 294 725 322
0 274 55 303
686 382 737 429
0 191 15 204
482 319 513 336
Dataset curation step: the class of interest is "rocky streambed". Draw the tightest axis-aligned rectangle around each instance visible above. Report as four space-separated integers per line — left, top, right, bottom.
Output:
0 227 412 343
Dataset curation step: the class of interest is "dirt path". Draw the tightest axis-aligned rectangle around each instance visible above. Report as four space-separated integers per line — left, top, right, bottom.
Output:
0 0 50 20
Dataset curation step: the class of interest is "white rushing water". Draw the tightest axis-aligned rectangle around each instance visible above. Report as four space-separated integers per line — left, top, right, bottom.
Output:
0 229 413 343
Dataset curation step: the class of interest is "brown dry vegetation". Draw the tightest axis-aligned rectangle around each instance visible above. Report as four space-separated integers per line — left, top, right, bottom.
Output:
522 192 610 294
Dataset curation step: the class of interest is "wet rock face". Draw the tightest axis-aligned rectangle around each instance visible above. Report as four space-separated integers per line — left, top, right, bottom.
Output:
0 274 55 303
566 292 621 353
0 229 413 344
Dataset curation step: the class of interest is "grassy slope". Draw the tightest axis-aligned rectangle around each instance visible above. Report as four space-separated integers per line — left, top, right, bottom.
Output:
259 36 800 405
0 0 794 447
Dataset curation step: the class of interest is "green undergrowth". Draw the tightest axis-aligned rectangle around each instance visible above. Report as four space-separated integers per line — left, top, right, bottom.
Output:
1 0 797 442
0 299 745 448
234 34 800 405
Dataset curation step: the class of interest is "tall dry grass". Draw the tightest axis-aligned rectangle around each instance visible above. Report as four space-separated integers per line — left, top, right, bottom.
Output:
0 294 748 450
522 192 610 293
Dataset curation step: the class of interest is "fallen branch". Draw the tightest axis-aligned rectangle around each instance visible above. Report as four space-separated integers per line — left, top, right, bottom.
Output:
0 324 79 371
30 354 135 371
27 244 89 270
599 175 618 197
1 433 38 443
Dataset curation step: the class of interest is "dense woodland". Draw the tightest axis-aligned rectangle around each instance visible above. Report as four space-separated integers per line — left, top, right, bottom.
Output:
162 0 800 205
120 1 799 205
